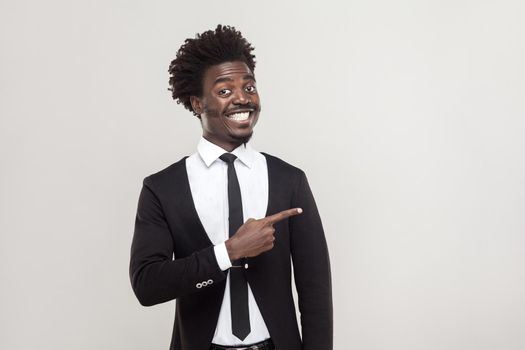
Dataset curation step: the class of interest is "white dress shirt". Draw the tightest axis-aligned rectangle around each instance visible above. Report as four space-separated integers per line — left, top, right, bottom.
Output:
185 137 271 345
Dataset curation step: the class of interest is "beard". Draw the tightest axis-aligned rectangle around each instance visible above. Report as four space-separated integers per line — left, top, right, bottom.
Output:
232 129 253 145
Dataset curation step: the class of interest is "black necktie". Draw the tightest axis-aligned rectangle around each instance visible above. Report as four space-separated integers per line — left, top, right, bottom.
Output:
219 153 251 340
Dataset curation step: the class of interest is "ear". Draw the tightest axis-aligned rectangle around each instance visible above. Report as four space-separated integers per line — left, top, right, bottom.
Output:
190 96 203 116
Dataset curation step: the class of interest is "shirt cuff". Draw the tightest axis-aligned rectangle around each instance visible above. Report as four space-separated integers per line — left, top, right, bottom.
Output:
213 242 232 271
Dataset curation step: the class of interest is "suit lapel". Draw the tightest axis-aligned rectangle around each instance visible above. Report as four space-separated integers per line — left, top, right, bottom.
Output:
170 157 214 250
261 152 284 217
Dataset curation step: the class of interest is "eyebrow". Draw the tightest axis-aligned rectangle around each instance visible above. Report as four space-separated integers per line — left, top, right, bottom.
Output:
213 74 256 85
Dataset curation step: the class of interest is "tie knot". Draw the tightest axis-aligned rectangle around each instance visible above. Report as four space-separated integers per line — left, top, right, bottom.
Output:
219 153 237 164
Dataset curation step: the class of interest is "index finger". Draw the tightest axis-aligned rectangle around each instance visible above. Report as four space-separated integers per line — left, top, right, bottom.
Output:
264 208 303 225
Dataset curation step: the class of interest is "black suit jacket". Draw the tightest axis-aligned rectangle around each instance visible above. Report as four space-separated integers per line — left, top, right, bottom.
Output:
130 153 332 350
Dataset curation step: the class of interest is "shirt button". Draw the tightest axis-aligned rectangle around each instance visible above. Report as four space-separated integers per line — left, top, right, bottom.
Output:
196 283 202 289
244 263 249 269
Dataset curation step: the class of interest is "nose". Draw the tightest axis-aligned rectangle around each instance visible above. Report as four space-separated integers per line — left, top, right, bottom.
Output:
232 89 250 105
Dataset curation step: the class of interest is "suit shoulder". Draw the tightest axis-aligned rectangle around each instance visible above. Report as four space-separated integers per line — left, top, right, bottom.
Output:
261 152 306 177
142 157 188 190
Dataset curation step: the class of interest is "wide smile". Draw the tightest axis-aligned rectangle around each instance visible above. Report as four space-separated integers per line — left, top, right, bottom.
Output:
224 109 254 123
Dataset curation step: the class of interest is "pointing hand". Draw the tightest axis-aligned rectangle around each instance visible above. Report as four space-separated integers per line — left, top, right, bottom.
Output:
225 208 303 261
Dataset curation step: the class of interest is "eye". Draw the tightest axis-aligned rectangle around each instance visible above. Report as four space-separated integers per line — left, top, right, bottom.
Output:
217 88 232 97
245 85 257 93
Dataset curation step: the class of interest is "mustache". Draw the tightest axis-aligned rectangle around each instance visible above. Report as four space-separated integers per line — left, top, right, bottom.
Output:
224 103 259 114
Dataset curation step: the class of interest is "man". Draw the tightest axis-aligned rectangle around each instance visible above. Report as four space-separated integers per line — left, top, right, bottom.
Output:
130 25 332 350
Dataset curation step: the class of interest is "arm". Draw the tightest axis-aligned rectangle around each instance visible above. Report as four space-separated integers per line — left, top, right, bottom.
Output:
290 171 333 349
129 178 226 306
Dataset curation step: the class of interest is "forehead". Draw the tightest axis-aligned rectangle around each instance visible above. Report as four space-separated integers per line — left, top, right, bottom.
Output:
202 61 254 86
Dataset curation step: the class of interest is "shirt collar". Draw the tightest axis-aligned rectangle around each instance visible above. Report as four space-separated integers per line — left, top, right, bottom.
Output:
197 137 255 169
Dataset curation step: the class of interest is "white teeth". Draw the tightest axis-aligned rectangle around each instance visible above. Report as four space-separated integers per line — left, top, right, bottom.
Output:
227 112 250 121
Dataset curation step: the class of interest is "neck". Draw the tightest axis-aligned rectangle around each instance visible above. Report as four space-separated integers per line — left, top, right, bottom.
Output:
202 135 243 152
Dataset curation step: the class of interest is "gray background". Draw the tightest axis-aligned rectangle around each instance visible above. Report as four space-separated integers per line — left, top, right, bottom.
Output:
1 0 524 349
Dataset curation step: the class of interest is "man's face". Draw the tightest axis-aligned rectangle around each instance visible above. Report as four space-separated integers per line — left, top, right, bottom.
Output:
190 61 261 151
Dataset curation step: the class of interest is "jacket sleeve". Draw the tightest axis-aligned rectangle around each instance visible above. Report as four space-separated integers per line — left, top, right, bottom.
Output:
290 171 333 349
129 178 227 306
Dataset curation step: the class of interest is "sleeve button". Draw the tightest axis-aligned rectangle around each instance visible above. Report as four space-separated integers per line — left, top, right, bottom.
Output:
196 283 202 289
